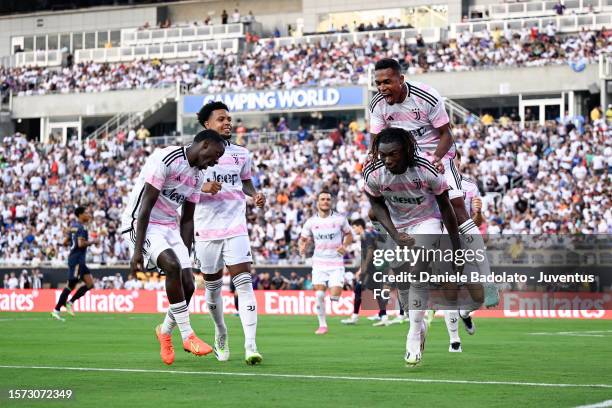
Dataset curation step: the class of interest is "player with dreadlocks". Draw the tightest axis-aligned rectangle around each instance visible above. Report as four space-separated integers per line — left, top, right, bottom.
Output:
362 127 461 367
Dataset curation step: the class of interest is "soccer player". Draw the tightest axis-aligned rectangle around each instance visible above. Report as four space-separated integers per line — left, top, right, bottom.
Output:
121 129 226 365
194 101 265 365
370 58 494 310
363 127 461 367
299 190 353 334
341 218 389 326
51 206 96 321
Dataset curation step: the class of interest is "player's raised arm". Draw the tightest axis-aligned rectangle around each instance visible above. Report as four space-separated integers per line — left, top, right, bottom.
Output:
431 123 454 173
131 183 160 274
471 196 484 227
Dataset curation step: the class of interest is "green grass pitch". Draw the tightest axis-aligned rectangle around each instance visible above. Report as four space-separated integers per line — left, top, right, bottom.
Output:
0 312 610 407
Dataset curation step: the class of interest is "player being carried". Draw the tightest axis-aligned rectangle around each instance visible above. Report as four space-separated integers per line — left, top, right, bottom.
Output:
370 58 498 315
299 190 353 335
363 127 461 367
121 129 226 365
51 206 97 321
194 101 265 365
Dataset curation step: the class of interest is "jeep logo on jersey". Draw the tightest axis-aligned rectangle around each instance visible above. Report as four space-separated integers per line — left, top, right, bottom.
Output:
161 188 187 204
388 196 425 205
209 171 239 185
315 232 336 241
408 127 425 138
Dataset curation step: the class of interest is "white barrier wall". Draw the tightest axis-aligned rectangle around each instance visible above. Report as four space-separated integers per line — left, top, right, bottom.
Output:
11 88 173 119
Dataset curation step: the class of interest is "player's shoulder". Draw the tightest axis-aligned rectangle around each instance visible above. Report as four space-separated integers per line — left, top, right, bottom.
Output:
227 142 249 154
369 91 385 113
156 145 186 167
461 175 479 190
413 154 440 177
407 80 441 108
362 157 385 182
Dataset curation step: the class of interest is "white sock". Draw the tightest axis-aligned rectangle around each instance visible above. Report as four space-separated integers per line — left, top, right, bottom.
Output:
161 310 176 335
315 290 327 327
205 278 227 337
407 309 426 355
352 313 358 319
444 310 461 343
459 219 491 278
170 301 193 341
459 308 474 319
232 273 257 350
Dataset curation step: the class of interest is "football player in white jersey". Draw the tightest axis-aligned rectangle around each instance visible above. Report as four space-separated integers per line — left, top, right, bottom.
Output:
299 191 353 335
363 127 461 367
122 130 225 365
194 101 265 365
370 58 492 312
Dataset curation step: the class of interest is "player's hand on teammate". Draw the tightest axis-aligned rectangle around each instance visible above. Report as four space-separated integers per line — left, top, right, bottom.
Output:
130 253 144 274
393 232 415 248
336 245 347 256
253 192 266 208
472 197 482 213
202 181 222 195
431 155 445 173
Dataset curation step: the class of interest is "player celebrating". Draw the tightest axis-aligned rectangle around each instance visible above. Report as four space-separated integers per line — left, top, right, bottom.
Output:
299 190 353 334
121 129 226 365
370 58 494 309
194 101 265 365
51 206 96 321
363 127 461 367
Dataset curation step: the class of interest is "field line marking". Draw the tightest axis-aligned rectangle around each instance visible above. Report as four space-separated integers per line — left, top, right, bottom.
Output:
0 365 610 389
574 399 612 408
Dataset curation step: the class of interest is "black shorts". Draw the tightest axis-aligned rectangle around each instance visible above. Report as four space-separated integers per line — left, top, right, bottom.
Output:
68 262 90 280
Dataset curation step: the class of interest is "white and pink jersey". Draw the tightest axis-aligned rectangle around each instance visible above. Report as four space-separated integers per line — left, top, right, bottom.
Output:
194 142 253 241
369 80 453 159
120 146 203 232
301 212 351 270
461 175 480 216
363 156 448 229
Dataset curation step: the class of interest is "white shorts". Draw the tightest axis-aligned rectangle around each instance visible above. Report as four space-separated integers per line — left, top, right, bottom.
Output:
388 218 445 270
123 224 192 270
312 267 345 288
195 235 253 274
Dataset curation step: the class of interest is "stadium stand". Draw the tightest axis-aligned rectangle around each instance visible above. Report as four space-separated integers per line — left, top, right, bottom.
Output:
0 112 610 266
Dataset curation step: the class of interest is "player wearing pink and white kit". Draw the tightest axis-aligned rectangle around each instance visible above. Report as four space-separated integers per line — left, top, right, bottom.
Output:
299 191 353 335
370 58 497 316
363 127 461 367
194 101 265 365
121 130 225 365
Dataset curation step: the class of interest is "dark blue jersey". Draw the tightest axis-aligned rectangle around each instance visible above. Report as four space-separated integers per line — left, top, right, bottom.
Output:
68 222 88 263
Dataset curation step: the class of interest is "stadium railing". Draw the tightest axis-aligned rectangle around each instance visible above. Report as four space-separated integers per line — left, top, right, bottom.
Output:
14 50 63 68
74 38 239 63
599 53 612 79
1 248 610 269
452 12 612 37
469 0 611 21
146 129 337 149
262 27 445 48
120 22 252 46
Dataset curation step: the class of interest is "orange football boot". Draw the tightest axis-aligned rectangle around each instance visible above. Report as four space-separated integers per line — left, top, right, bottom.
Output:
182 332 213 356
155 325 175 365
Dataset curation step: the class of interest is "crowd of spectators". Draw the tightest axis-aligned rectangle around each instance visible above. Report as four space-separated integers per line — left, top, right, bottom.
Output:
1 26 607 96
0 108 610 267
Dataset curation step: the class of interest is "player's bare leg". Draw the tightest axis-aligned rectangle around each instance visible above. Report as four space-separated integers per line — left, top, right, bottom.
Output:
228 263 261 365
157 249 212 358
